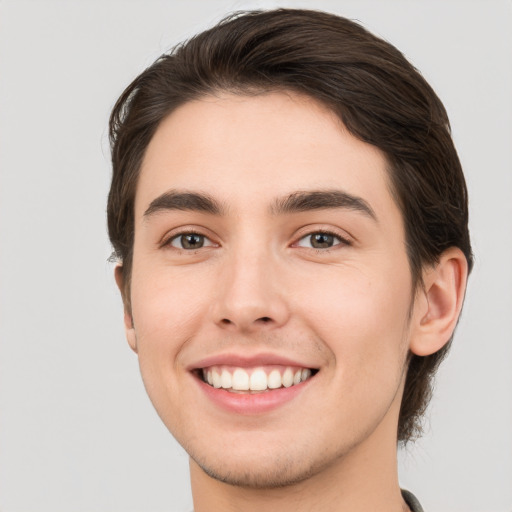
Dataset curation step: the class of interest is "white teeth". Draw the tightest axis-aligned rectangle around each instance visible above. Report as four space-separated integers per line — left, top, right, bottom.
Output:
232 368 250 390
202 365 315 391
301 368 311 381
250 369 268 391
212 369 221 388
282 368 294 388
267 369 282 389
221 369 232 389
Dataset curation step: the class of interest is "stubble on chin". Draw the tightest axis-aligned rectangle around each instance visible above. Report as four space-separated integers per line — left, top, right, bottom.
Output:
188 443 345 490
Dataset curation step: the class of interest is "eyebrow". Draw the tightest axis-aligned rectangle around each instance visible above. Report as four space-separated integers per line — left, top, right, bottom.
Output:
271 190 377 220
144 191 226 218
143 189 376 221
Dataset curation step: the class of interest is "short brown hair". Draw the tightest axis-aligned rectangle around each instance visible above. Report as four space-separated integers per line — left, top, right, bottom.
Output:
108 8 473 442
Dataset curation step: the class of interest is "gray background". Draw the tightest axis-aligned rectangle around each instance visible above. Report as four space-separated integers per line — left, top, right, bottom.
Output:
0 1 511 511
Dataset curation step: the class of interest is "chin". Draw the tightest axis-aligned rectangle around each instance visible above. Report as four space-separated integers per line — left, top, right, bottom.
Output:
191 451 323 489
184 429 347 490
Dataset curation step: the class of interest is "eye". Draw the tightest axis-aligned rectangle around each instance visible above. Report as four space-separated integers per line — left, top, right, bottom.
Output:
296 231 347 249
168 232 215 250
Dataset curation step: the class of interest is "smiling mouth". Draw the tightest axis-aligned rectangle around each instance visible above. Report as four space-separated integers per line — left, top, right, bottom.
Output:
198 365 318 393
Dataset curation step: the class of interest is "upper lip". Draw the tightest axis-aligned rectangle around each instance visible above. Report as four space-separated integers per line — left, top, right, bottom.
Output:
188 352 319 371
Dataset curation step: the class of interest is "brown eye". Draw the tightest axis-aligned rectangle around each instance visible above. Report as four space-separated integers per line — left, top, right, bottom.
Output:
296 232 345 249
170 233 212 250
310 233 335 248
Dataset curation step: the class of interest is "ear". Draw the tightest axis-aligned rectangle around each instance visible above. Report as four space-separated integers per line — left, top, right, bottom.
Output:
409 247 468 356
114 265 138 353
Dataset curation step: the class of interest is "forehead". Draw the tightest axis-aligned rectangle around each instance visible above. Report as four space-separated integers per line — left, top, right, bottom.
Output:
136 91 398 222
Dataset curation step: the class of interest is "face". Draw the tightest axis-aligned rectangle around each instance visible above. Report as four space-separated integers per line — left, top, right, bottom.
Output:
125 91 415 487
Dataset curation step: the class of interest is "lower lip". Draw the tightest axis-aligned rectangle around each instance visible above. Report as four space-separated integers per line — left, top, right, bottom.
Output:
194 374 314 415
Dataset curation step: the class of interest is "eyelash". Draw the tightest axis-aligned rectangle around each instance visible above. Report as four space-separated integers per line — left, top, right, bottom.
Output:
162 228 351 253
294 230 351 252
162 229 216 251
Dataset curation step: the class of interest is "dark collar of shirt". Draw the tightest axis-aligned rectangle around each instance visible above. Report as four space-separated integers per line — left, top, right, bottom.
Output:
402 489 425 512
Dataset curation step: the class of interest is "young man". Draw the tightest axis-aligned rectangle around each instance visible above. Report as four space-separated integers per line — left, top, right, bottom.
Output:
107 9 472 512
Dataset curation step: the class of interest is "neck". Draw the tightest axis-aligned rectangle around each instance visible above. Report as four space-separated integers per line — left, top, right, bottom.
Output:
190 401 407 512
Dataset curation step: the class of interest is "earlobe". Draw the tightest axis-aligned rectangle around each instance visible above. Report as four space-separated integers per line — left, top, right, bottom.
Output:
409 247 468 357
123 311 138 353
114 265 138 353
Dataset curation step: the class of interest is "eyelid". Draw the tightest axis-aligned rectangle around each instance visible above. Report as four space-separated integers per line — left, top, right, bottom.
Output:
159 226 219 249
296 233 349 251
291 226 353 248
170 233 215 249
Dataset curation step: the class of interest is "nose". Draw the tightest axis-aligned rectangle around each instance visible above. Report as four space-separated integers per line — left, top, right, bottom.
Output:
212 246 290 333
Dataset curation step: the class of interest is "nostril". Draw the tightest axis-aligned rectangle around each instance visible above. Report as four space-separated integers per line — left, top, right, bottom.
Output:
218 316 275 328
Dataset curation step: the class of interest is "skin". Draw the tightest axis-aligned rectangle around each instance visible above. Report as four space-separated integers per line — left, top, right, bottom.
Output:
116 91 467 512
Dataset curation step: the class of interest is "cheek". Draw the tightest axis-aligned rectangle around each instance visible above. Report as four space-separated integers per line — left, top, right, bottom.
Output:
128 264 212 421
285 262 412 443
294 261 412 372
130 262 213 357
